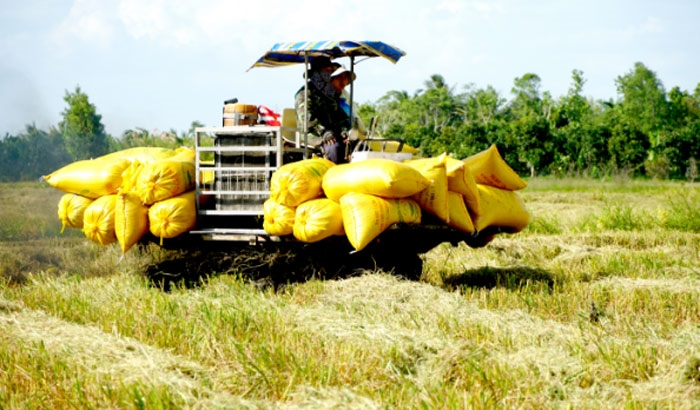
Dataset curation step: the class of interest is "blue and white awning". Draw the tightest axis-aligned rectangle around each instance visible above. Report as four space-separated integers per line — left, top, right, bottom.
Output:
248 40 406 70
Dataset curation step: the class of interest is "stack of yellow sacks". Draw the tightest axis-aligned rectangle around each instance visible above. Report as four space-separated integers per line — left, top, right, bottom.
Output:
264 144 530 251
44 147 198 253
45 143 529 254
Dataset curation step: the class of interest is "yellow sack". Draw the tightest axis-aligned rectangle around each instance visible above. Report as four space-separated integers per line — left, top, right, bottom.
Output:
43 158 130 199
270 158 335 207
82 194 117 245
169 147 196 162
473 184 530 233
97 147 178 163
447 191 475 233
262 199 295 236
200 160 215 186
364 140 419 154
119 159 144 193
293 198 345 243
134 159 195 205
463 144 527 191
405 155 450 223
149 191 197 245
340 192 422 251
115 192 149 253
57 193 93 233
323 159 430 201
444 155 481 216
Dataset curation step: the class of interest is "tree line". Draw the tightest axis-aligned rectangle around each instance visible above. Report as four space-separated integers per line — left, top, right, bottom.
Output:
0 86 202 182
2 62 699 182
361 62 700 180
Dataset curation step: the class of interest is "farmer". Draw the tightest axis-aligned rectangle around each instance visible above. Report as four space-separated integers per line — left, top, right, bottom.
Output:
295 58 355 164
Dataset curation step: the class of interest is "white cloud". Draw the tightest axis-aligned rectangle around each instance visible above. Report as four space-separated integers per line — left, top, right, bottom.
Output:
51 0 115 51
471 1 505 14
100 0 430 52
640 16 663 33
192 1 277 49
471 53 489 64
609 16 666 45
118 0 168 40
437 0 467 14
114 0 313 49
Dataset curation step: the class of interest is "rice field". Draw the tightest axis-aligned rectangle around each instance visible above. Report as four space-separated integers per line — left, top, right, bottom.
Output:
1 178 700 408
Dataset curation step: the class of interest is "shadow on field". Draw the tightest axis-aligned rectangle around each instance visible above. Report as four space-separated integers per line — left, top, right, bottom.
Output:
143 236 424 292
442 266 555 291
142 224 516 292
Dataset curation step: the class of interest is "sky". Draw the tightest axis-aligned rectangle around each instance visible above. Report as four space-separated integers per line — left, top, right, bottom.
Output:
1 0 698 138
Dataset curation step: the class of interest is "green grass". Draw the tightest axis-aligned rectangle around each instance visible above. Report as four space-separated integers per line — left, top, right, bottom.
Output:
1 179 700 408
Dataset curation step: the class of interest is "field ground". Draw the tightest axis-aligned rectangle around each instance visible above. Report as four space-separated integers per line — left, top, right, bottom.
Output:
1 178 700 408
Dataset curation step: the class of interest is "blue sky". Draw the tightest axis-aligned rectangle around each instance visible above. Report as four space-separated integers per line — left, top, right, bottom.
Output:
1 0 698 138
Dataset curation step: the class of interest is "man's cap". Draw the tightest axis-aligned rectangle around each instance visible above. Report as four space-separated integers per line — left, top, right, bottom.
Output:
331 65 356 82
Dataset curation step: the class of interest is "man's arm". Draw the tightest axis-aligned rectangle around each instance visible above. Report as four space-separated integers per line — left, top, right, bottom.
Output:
295 89 329 139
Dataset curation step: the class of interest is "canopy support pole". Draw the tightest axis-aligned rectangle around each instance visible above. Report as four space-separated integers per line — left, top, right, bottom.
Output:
303 52 309 158
349 55 355 122
345 55 357 162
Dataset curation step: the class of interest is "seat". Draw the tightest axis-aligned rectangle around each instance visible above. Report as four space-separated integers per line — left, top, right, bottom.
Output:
280 108 300 146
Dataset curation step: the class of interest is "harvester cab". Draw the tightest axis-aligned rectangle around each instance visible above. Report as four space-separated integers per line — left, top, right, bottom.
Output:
191 41 413 242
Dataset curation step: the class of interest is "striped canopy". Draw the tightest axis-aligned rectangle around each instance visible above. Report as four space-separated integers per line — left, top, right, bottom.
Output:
248 41 406 70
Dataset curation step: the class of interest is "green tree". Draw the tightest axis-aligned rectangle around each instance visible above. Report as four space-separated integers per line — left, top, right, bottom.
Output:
667 86 700 128
416 75 460 134
506 73 553 176
375 75 471 157
0 124 71 181
463 85 506 128
651 86 700 178
374 89 415 142
548 69 610 175
614 63 673 176
182 121 204 145
60 86 110 160
615 62 668 137
657 119 700 178
364 66 697 178
442 85 508 159
604 109 649 174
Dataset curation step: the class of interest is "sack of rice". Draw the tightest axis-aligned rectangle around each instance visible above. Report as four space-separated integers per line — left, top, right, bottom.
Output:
293 198 344 243
363 140 419 154
149 190 197 244
463 144 527 191
472 184 530 233
134 159 195 205
169 147 196 162
119 160 144 193
57 193 93 232
262 199 296 236
405 154 450 223
323 159 430 201
270 157 335 207
444 155 481 216
97 147 178 163
115 192 149 253
82 194 118 245
340 192 421 251
43 158 130 199
446 191 475 233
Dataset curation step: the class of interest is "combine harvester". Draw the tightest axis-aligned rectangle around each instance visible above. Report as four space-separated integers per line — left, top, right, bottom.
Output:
185 40 529 278
45 41 530 281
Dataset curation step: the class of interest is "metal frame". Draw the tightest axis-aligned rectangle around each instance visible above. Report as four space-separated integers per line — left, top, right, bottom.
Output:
192 124 306 242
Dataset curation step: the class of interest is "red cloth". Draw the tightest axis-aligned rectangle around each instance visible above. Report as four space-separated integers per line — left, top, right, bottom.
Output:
258 105 281 126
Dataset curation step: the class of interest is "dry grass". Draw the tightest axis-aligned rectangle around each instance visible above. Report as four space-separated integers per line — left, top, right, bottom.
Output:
2 178 700 408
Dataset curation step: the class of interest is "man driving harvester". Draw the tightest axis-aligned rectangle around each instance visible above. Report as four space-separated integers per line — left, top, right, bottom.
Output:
294 57 356 164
